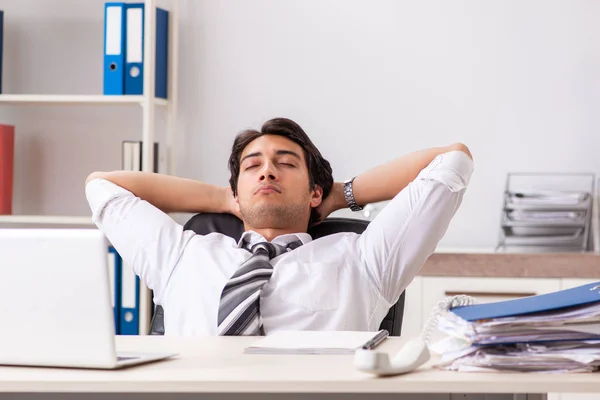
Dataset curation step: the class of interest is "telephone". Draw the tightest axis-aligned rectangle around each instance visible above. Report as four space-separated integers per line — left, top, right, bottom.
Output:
354 294 476 376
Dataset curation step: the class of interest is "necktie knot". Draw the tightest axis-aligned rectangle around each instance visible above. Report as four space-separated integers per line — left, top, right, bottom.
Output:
250 242 279 259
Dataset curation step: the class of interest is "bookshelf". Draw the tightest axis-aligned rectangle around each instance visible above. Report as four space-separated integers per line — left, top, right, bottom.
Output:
0 94 167 106
0 215 93 225
0 0 180 336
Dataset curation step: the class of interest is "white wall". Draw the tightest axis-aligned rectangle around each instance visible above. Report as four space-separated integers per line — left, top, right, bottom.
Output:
2 0 600 248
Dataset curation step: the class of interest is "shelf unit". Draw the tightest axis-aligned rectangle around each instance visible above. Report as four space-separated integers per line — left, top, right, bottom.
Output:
0 94 167 106
0 0 180 335
496 173 596 253
0 215 93 225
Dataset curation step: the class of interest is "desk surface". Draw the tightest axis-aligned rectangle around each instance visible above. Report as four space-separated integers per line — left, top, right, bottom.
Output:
1 336 600 393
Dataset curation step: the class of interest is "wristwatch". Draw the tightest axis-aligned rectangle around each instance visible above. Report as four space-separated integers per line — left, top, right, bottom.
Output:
343 177 364 212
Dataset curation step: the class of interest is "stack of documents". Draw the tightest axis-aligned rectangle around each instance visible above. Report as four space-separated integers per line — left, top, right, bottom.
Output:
507 210 585 224
432 281 600 373
508 190 589 206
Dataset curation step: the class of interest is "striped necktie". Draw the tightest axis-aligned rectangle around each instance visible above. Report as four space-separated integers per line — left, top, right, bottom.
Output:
217 240 302 336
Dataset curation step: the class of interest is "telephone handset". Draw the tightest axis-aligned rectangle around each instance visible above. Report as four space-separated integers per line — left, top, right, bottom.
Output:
354 295 476 376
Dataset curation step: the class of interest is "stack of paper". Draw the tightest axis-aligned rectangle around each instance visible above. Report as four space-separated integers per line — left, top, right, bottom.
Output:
244 330 389 355
507 210 584 224
432 281 600 373
434 339 600 373
509 191 588 206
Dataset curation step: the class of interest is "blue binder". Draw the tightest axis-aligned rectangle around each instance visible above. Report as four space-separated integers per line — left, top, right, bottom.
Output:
451 280 600 322
124 3 168 99
107 246 122 334
103 2 126 95
0 10 4 94
120 258 140 335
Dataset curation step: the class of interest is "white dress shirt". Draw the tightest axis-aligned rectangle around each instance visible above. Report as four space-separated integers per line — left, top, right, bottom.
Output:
85 150 473 336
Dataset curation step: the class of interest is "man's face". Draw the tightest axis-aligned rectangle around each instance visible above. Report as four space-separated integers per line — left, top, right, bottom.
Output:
235 135 322 230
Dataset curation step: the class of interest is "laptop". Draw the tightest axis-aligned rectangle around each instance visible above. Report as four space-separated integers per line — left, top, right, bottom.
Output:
0 228 177 369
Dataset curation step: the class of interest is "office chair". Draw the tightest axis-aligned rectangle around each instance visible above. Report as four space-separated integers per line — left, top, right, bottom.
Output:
149 213 406 336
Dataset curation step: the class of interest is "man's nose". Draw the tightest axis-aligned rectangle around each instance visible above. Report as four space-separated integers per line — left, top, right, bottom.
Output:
259 162 277 181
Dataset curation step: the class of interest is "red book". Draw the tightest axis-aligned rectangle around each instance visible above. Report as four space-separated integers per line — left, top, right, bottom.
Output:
0 124 15 215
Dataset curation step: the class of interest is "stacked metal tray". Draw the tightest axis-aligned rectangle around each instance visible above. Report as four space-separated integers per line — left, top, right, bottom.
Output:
496 173 596 253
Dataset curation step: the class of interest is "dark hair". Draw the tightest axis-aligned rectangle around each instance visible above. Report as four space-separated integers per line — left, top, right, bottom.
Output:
228 117 334 226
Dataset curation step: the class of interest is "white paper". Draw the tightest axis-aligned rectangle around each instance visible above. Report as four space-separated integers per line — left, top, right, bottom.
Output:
509 191 587 205
245 330 387 355
105 6 122 56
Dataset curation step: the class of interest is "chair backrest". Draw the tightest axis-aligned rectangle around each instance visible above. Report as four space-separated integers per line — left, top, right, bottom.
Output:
149 213 405 336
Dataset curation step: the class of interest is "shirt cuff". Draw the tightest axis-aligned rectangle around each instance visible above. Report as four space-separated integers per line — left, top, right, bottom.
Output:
416 150 474 192
85 178 134 223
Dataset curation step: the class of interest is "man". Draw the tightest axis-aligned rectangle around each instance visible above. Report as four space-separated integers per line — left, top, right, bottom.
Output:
85 117 473 336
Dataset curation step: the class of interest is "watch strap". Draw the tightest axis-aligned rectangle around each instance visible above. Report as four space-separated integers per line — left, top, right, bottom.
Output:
344 177 364 212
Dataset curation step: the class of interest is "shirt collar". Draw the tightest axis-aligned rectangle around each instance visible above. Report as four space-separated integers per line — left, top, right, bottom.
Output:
237 230 313 249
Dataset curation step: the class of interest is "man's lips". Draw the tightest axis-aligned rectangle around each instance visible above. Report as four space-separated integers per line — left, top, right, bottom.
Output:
255 185 281 194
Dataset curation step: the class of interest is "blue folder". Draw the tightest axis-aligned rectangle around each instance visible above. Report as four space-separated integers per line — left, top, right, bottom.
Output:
124 3 168 99
103 2 126 95
451 280 600 322
119 258 140 335
107 246 122 334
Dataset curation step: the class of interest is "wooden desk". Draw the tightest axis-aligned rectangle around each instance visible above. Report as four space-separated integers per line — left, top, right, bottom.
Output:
0 336 598 398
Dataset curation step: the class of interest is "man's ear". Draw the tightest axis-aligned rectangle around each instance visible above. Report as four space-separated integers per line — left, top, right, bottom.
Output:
310 184 323 208
231 192 242 219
